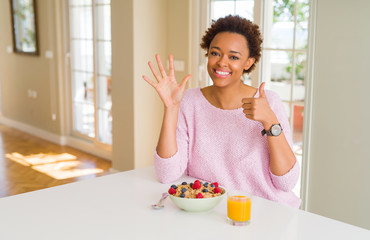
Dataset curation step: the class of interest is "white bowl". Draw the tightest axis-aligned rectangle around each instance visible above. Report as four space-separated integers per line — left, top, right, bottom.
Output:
169 188 226 212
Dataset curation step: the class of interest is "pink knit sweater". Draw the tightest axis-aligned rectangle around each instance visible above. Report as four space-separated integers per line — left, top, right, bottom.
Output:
154 87 301 208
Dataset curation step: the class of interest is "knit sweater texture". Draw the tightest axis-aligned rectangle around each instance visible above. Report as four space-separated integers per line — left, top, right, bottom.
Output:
154 87 301 208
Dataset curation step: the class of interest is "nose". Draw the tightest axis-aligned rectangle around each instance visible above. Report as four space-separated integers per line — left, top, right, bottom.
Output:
216 55 228 67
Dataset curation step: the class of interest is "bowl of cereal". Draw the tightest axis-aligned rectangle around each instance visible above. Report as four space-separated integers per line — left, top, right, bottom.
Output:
167 180 226 212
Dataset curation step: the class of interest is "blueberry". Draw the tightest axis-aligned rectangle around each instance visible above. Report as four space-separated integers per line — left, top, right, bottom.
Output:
171 185 177 189
203 183 209 187
190 183 193 187
202 189 209 193
210 184 215 188
181 182 187 185
181 188 187 193
180 193 185 198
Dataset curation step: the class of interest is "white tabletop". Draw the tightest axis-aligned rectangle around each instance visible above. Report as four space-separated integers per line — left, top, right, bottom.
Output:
0 166 369 240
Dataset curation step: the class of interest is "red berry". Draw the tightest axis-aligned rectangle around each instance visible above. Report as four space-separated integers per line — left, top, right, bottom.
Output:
213 187 221 193
168 187 176 195
212 182 219 188
196 193 203 198
194 180 200 183
192 182 201 189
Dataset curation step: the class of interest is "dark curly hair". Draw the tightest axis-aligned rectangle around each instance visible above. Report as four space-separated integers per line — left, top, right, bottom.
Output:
200 15 263 74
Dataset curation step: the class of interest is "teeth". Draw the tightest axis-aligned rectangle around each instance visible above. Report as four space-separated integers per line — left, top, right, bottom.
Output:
215 71 230 75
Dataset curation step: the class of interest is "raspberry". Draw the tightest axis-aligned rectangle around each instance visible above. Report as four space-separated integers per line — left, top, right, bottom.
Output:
212 182 219 188
196 193 203 198
168 187 176 195
192 181 201 189
194 180 200 184
213 187 221 194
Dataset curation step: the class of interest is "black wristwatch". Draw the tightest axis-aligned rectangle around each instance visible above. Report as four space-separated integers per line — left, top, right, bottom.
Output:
261 124 282 136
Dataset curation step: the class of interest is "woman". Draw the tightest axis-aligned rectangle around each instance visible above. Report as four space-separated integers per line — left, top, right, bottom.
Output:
143 15 301 208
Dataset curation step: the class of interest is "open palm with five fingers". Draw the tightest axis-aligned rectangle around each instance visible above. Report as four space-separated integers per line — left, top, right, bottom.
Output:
143 54 191 108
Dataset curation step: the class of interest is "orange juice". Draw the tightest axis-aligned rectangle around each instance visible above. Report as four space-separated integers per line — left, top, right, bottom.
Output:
227 195 251 222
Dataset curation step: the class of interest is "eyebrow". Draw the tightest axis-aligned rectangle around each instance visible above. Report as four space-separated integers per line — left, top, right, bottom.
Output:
210 46 242 55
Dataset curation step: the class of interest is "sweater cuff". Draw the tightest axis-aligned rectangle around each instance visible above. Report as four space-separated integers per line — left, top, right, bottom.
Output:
154 149 182 183
154 149 178 161
269 160 300 192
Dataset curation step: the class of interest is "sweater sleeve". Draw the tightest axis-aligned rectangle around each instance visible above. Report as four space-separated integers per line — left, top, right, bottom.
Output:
153 101 190 183
267 92 300 192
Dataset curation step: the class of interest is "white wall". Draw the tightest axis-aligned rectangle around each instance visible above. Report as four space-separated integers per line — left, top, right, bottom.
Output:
131 0 191 169
111 0 135 170
307 0 370 230
111 0 169 170
133 0 167 169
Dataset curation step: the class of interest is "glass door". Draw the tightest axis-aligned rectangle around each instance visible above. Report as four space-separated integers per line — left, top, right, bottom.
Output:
68 0 112 147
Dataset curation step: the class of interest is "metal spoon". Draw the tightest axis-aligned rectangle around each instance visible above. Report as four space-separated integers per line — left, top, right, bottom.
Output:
152 192 169 209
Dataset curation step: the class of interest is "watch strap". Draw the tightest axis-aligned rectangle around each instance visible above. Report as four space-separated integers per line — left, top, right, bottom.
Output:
261 129 268 136
261 129 274 136
261 124 282 136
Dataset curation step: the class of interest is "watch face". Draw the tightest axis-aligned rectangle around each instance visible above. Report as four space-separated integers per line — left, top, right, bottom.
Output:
271 124 282 136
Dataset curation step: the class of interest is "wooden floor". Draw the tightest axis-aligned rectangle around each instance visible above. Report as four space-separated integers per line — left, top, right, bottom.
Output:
0 123 112 198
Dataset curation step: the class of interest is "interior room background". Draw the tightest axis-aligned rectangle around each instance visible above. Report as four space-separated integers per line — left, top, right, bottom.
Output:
0 0 368 230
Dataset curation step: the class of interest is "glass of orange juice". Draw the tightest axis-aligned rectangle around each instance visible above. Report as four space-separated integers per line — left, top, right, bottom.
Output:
227 191 251 226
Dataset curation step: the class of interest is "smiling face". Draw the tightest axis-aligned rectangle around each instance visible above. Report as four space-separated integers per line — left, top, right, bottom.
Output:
207 32 255 88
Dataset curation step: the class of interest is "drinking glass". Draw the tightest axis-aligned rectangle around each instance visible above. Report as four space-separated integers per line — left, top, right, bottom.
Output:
227 191 251 226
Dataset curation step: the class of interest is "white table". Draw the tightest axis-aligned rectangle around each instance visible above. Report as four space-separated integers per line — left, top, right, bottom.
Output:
0 166 369 240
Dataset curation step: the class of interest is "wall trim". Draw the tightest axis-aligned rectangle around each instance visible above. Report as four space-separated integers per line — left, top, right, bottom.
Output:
109 168 120 173
0 114 112 161
300 0 317 211
65 136 112 161
0 114 65 145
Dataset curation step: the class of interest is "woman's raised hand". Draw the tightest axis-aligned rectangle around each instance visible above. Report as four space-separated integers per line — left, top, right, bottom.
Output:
143 54 191 108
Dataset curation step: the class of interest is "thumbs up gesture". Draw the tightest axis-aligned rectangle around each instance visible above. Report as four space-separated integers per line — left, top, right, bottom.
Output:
241 82 277 127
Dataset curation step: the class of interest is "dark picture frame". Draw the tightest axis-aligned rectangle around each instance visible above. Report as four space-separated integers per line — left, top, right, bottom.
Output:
9 0 39 56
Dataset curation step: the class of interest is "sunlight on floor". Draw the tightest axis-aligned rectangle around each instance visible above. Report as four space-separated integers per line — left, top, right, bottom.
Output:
5 152 103 180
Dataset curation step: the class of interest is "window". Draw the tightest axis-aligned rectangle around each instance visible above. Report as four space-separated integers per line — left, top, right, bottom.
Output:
68 0 112 146
260 0 309 199
211 0 254 20
208 0 310 198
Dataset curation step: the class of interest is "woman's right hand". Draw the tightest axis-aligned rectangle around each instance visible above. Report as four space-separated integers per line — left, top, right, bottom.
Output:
143 54 191 108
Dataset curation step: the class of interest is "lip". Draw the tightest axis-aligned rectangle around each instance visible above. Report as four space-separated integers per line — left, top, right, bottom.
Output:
213 69 231 78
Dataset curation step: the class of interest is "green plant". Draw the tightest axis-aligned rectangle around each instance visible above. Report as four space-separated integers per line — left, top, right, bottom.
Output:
273 0 309 81
273 0 309 24
285 51 306 80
